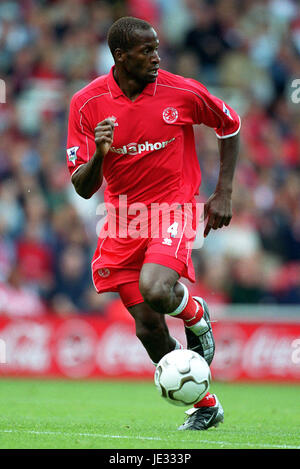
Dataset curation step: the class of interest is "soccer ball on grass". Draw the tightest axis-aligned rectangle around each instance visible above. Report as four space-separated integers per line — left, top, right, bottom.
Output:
154 349 211 406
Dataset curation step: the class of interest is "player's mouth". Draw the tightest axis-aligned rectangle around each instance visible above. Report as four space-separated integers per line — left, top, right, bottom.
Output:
148 67 159 77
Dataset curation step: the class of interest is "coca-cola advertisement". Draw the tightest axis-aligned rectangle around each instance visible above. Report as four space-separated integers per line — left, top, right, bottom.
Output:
212 321 300 381
0 315 300 382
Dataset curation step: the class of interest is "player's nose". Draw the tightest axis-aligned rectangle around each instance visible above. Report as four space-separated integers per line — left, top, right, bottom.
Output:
151 50 160 64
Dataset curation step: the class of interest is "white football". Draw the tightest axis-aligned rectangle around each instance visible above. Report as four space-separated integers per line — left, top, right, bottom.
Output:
154 349 211 406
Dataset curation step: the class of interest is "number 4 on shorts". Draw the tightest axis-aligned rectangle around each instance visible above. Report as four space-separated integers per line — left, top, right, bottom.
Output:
167 222 179 238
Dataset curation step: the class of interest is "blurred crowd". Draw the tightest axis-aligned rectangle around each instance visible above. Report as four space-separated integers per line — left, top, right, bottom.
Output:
0 0 300 318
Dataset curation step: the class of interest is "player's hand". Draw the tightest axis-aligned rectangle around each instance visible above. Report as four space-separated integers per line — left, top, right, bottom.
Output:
203 191 232 238
94 119 115 156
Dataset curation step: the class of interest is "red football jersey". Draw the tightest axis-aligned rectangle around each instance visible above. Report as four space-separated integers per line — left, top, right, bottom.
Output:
67 67 240 209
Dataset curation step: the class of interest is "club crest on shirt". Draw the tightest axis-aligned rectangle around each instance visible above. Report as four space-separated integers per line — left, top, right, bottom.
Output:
163 107 178 124
67 146 79 165
98 268 110 278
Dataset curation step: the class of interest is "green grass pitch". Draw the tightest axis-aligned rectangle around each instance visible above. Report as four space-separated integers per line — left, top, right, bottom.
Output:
0 378 299 449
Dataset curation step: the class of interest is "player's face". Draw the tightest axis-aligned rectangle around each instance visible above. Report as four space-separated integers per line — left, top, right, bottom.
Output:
122 28 160 83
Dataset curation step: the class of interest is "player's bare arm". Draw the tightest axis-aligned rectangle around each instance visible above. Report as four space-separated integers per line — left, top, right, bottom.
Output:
204 132 240 238
71 119 114 199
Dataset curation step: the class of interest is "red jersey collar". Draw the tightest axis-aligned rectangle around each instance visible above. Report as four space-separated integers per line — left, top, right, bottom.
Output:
107 66 157 99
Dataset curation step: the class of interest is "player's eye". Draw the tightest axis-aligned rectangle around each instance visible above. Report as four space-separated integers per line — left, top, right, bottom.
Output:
143 46 159 56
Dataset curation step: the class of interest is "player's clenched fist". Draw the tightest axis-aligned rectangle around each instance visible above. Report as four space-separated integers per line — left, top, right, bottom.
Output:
94 119 114 156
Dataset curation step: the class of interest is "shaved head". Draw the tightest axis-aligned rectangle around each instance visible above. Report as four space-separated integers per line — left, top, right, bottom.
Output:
107 16 153 58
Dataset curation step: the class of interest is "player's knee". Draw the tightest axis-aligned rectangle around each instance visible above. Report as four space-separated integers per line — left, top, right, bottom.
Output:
139 278 171 311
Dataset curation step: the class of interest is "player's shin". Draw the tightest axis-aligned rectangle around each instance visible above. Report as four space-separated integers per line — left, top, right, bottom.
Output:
151 337 183 366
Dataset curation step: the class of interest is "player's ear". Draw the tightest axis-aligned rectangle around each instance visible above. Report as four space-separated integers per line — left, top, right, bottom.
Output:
114 48 126 64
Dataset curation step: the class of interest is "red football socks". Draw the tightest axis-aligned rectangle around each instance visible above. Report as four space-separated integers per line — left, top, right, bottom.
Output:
169 282 204 327
194 392 216 408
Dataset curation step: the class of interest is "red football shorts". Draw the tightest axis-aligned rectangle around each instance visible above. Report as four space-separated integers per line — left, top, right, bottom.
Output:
91 202 198 305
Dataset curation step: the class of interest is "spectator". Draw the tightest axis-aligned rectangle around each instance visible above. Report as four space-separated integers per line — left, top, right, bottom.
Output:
0 263 47 317
49 244 91 315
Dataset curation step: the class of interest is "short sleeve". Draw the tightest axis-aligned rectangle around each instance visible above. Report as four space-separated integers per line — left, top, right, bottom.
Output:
66 96 96 176
189 80 241 139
